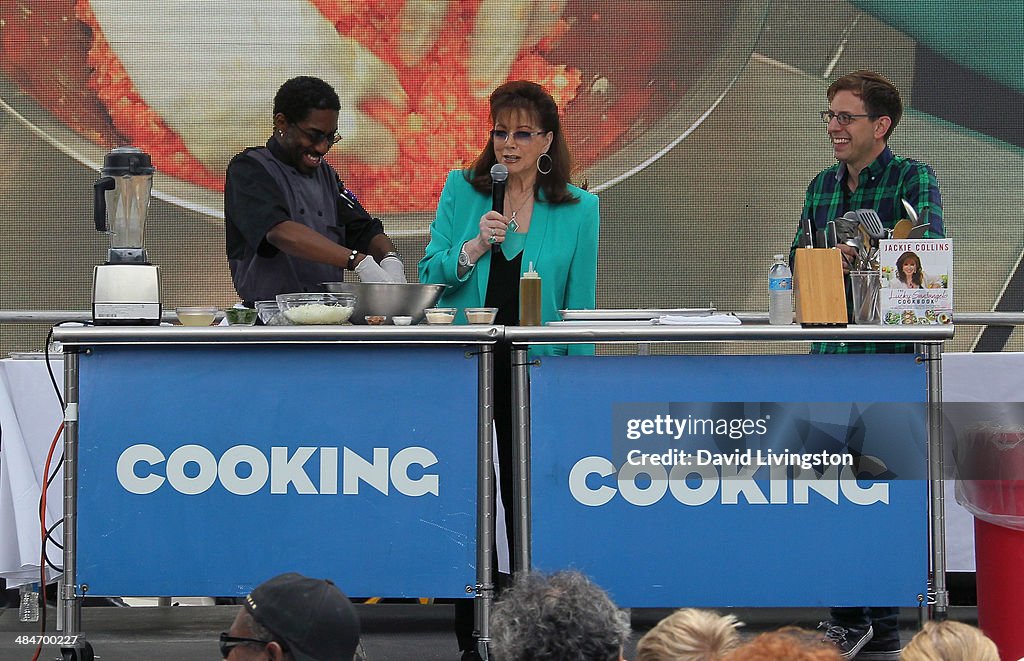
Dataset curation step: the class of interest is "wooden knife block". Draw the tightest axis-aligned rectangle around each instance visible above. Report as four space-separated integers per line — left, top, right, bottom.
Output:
794 248 848 326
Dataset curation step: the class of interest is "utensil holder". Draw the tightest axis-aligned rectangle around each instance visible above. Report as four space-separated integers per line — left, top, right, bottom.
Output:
850 270 881 324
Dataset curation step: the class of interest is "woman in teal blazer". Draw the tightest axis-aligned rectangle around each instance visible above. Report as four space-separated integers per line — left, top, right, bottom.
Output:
418 80 599 661
418 83 599 357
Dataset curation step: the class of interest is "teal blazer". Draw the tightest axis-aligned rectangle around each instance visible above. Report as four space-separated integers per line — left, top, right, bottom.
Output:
418 170 600 356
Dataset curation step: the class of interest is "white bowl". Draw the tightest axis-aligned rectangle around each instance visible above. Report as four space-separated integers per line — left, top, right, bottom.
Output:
424 308 456 325
175 306 218 326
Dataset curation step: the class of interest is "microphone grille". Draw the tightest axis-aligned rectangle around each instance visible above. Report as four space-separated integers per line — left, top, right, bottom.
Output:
490 163 509 183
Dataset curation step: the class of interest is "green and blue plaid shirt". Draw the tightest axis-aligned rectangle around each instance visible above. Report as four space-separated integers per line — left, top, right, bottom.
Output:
790 146 944 354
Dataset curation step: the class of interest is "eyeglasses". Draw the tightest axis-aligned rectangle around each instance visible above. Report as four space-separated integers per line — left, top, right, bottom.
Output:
820 110 879 125
293 124 342 146
219 632 273 658
490 129 548 144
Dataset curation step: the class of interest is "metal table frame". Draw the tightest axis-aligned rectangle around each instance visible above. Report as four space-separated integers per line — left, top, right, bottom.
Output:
52 324 500 659
504 323 954 618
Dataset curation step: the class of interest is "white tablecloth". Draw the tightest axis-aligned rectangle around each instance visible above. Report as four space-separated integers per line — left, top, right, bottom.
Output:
0 356 64 587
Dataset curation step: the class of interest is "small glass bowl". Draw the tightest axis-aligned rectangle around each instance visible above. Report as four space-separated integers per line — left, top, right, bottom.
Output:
464 307 498 324
175 306 219 327
225 307 258 326
255 300 286 325
392 315 413 326
423 307 457 325
364 315 387 325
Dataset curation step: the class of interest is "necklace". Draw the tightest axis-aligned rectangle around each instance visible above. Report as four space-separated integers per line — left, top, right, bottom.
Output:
506 190 533 229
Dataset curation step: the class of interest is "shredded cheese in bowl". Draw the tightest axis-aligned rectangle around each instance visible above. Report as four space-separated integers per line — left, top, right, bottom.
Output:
282 303 354 325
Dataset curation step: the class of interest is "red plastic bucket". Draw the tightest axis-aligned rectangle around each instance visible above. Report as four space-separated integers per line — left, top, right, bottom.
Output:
956 430 1024 661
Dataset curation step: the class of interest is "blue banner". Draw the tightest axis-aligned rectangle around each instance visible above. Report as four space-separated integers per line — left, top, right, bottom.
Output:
77 345 478 597
530 354 929 607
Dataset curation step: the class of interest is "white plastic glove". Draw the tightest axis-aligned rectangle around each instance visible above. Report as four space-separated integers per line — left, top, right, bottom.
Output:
465 0 568 97
396 0 567 97
354 256 394 283
90 0 407 171
380 256 408 283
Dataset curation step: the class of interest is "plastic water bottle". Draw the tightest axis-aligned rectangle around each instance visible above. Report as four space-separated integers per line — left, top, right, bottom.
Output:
768 254 793 325
19 583 40 622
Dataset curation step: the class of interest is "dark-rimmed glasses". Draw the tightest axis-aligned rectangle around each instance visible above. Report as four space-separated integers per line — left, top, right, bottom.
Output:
820 110 879 125
490 129 547 143
219 632 274 658
293 124 342 147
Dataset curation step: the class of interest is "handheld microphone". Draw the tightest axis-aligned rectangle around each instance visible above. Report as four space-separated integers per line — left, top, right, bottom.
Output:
490 163 508 253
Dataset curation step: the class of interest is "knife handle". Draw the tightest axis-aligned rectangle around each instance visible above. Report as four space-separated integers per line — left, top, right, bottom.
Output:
801 218 816 248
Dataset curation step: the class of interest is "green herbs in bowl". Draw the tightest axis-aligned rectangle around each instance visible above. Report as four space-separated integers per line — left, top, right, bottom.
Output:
225 307 258 326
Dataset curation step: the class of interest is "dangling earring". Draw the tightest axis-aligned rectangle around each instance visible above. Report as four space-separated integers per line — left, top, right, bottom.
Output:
537 152 553 175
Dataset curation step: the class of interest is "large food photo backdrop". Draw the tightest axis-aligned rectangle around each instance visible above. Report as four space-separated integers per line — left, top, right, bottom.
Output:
1 0 1021 353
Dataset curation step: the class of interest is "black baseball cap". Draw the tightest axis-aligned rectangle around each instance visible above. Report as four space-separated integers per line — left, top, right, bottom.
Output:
245 572 360 661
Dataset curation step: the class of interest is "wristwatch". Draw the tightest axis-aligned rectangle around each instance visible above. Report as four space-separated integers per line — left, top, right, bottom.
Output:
458 244 475 268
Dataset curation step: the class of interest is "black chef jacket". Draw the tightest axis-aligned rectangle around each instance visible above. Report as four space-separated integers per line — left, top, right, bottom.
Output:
224 137 384 303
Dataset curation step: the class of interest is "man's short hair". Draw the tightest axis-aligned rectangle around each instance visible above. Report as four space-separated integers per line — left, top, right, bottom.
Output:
827 70 902 141
635 608 743 661
490 571 630 661
273 76 341 124
244 572 360 661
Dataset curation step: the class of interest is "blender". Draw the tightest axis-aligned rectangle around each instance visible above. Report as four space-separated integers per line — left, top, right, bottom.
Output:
91 147 161 325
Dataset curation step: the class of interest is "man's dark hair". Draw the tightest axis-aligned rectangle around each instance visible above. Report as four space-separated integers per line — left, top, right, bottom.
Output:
490 571 630 661
273 76 341 124
827 70 902 141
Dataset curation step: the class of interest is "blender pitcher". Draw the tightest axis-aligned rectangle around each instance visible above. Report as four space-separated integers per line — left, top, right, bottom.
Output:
91 146 161 325
94 146 155 263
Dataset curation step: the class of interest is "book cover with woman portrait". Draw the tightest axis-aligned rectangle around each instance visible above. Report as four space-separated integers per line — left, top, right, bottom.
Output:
879 239 953 325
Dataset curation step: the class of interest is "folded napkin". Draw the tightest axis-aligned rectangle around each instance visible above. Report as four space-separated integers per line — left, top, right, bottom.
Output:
656 314 741 326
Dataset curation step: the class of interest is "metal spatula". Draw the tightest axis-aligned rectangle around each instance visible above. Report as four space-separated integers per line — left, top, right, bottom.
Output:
853 208 887 240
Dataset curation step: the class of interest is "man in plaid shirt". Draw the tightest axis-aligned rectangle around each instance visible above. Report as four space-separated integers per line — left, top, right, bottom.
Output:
793 71 944 660
791 70 944 356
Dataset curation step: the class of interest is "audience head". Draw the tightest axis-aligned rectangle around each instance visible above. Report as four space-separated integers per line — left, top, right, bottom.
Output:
721 627 842 661
490 570 630 661
635 608 743 661
900 620 998 661
221 572 360 661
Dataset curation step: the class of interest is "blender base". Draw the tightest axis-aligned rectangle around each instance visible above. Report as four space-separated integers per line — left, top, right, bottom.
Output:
92 264 161 326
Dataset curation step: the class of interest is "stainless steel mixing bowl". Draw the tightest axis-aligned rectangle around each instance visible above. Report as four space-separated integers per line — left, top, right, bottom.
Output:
321 282 445 325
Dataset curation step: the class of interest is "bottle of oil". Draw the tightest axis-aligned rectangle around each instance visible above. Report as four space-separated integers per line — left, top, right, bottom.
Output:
519 262 542 326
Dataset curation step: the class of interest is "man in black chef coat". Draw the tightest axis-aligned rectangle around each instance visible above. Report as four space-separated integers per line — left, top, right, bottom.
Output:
224 75 405 305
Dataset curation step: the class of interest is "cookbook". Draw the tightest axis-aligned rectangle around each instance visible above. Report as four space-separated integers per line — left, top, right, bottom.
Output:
878 239 953 325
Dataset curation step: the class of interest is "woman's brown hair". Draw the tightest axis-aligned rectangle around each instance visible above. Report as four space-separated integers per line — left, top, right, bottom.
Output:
466 80 579 205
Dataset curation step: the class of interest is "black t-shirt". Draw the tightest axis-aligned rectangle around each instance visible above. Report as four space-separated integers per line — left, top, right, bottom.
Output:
485 250 522 326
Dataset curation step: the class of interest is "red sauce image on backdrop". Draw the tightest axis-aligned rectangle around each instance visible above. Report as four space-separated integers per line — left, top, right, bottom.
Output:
0 0 741 213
